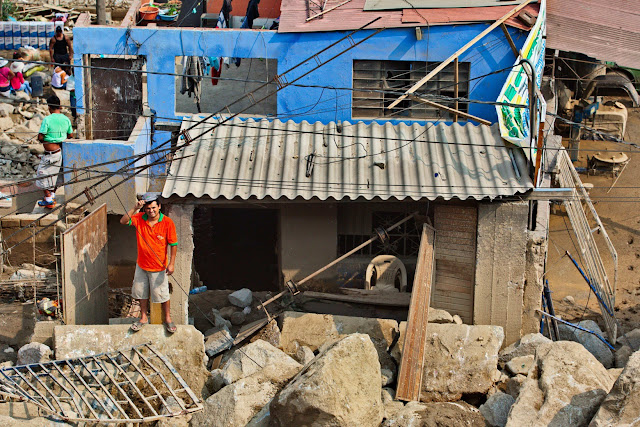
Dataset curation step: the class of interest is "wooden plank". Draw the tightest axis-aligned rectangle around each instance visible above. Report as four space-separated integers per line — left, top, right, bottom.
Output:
62 204 109 325
501 23 520 57
396 224 435 402
453 57 459 122
410 95 491 125
387 0 535 109
303 290 412 307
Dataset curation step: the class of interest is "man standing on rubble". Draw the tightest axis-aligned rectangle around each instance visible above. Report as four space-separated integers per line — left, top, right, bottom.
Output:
120 193 178 334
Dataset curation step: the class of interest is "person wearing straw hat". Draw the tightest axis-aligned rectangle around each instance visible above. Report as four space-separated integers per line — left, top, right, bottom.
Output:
9 61 31 95
120 192 178 334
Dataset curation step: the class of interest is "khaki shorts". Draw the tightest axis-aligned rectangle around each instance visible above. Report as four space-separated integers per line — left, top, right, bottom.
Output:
35 151 63 190
131 264 170 303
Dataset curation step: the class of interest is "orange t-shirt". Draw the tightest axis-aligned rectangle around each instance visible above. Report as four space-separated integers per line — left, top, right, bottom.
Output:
129 212 178 272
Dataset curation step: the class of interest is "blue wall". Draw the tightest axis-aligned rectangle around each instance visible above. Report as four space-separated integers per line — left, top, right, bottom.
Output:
73 24 528 127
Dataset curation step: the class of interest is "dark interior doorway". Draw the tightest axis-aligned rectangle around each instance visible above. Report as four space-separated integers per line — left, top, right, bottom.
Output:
193 207 280 291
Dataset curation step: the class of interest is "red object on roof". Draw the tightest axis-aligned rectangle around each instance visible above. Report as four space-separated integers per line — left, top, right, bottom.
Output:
278 0 538 33
546 0 640 69
206 0 282 19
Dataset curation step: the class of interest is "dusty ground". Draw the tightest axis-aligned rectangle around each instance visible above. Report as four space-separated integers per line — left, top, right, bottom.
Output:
547 106 640 338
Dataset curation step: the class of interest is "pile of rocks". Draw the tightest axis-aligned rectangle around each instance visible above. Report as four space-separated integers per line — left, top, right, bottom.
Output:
0 100 51 180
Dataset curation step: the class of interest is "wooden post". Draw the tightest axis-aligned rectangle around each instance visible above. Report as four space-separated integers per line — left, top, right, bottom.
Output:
453 58 459 123
150 303 162 324
500 23 520 57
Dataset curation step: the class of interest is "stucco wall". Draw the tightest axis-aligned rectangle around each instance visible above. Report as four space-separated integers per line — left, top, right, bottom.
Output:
280 204 337 285
72 24 527 127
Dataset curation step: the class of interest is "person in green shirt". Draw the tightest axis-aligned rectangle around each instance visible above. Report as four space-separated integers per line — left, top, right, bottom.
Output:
35 95 73 208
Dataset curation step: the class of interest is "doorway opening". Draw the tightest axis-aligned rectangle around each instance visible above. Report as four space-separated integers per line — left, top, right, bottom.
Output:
193 207 280 291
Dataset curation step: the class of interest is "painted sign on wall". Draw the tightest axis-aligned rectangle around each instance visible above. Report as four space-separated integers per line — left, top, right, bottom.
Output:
495 0 546 151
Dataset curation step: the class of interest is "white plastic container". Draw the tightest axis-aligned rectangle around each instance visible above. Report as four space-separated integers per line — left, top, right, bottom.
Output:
4 36 12 50
20 22 29 38
37 23 45 38
3 22 12 38
45 22 54 38
21 36 29 48
12 22 21 37
38 35 47 50
29 36 38 48
29 22 38 37
13 36 21 49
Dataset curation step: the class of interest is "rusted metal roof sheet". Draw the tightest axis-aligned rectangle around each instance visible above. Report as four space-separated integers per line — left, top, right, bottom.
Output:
162 116 532 201
547 0 640 69
278 0 537 33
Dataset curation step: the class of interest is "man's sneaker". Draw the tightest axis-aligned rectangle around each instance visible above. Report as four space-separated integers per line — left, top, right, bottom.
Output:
37 199 56 208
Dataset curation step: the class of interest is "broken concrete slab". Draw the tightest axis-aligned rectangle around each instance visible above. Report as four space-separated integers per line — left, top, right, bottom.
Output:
392 322 504 402
270 334 383 427
204 327 233 358
53 325 208 397
427 308 453 323
293 345 315 366
590 350 640 426
280 311 398 372
249 319 281 349
506 341 614 427
228 288 252 308
220 340 302 386
565 320 614 368
16 342 51 365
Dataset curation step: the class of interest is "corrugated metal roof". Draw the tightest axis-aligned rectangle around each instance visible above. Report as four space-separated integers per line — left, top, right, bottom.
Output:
162 117 533 201
278 0 537 33
547 0 640 69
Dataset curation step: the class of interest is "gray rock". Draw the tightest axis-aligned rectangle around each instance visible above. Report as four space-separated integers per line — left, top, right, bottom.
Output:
505 374 527 399
206 369 225 394
480 392 515 427
382 401 485 427
228 288 253 308
381 368 394 386
0 344 16 364
204 327 233 358
562 295 575 304
505 355 534 376
560 320 614 368
219 306 237 320
293 345 315 365
211 309 232 330
591 350 640 426
270 334 384 427
230 311 246 326
499 333 552 367
16 342 51 365
615 345 633 368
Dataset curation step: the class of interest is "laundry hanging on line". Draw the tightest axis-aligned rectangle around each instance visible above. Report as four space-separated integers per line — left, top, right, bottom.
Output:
180 56 205 113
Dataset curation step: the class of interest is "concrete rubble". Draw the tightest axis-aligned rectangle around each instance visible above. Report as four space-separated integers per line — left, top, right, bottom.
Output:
2 306 638 427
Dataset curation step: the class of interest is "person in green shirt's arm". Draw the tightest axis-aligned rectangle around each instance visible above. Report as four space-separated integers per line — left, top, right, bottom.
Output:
35 95 73 208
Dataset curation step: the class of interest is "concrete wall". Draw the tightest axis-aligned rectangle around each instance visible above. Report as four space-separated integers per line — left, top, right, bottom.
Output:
474 201 529 347
280 204 337 285
73 24 527 127
63 117 152 215
163 203 194 325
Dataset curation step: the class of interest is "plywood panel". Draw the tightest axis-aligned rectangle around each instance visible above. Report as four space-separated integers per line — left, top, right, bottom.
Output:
396 224 435 402
433 204 477 323
62 204 109 325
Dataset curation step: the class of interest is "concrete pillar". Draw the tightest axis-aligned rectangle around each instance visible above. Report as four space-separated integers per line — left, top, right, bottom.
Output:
164 203 194 325
474 201 529 347
522 200 550 335
280 204 337 283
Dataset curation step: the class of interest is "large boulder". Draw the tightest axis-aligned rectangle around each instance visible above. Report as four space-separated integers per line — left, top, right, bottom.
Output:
590 350 640 426
381 401 485 427
506 341 615 427
480 392 515 427
498 333 551 367
393 322 504 402
270 334 383 427
54 325 208 397
16 343 51 365
280 311 398 371
560 320 614 368
192 342 302 427
228 288 252 308
220 339 302 385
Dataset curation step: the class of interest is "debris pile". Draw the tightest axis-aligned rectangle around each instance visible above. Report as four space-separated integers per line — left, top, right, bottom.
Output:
4 307 640 426
0 100 51 180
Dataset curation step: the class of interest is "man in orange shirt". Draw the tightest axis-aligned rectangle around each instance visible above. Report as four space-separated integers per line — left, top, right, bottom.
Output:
120 193 178 334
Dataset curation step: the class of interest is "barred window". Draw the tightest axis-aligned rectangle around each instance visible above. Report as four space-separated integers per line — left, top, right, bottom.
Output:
352 60 470 120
